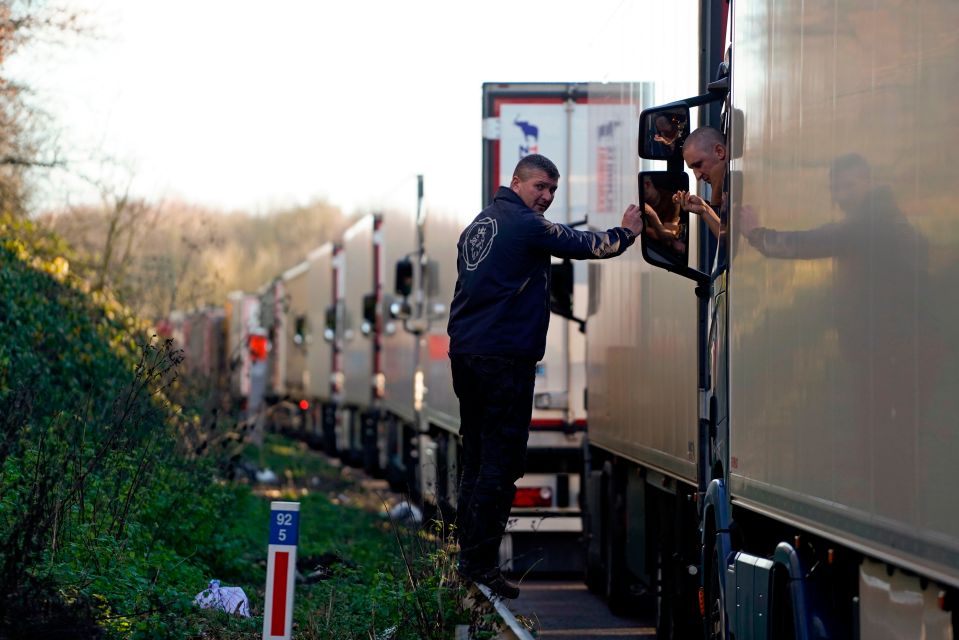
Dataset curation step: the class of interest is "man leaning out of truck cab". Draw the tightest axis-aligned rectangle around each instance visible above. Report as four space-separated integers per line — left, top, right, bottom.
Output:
447 153 645 599
672 125 726 239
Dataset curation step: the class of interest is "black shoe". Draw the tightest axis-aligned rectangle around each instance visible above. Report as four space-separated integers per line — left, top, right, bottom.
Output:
459 567 520 599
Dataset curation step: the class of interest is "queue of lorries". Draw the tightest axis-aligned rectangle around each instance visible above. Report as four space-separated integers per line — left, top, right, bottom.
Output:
167 0 959 636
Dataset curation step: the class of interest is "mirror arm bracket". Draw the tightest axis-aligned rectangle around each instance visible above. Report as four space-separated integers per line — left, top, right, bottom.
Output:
695 281 713 300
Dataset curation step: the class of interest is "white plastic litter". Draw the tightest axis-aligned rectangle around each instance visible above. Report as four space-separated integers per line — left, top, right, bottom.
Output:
387 500 423 524
376 625 398 640
194 579 251 617
255 468 278 484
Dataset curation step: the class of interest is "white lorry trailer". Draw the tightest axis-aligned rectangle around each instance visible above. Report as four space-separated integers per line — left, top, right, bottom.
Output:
336 214 379 467
265 259 311 434
336 212 417 474
582 0 959 637
224 290 264 417
389 82 602 572
374 203 418 477
303 242 338 451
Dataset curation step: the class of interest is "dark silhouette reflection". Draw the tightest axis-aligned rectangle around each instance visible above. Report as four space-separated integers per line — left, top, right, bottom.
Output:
740 153 935 518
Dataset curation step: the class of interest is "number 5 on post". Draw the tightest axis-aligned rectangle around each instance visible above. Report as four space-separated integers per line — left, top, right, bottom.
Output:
263 501 299 640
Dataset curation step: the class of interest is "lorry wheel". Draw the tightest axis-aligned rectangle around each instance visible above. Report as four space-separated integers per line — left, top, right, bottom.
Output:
655 548 674 639
707 543 726 640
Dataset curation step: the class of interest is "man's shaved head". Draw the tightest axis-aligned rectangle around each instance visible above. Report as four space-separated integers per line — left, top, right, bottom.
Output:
513 154 560 181
682 126 727 188
684 126 725 152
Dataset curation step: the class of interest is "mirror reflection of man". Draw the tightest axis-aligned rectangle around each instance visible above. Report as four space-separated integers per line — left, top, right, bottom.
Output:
447 154 643 599
739 153 931 518
651 114 682 155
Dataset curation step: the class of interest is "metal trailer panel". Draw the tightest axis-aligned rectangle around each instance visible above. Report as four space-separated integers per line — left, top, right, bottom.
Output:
207 310 226 384
484 85 592 432
183 312 203 376
341 215 375 409
583 81 699 483
281 260 310 400
183 308 225 379
226 292 243 398
729 0 959 584
423 83 599 435
257 279 284 398
422 206 469 433
305 244 334 401
168 309 186 362
226 291 259 401
379 206 418 424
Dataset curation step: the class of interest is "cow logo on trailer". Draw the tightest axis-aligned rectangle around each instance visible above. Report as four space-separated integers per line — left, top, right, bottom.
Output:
463 217 497 271
514 116 539 158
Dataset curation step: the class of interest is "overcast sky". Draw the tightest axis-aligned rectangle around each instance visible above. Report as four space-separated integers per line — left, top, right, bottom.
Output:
12 0 698 216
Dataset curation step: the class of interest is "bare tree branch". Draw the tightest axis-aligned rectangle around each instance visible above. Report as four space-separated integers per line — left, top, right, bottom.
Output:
1 154 62 168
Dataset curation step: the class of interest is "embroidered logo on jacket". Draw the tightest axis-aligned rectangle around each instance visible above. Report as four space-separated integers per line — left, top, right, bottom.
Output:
464 217 498 271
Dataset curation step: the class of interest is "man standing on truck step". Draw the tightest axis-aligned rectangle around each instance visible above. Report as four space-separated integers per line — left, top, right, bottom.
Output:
447 153 645 599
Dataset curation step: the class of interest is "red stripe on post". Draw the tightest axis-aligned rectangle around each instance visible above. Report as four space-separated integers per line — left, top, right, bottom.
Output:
271 551 289 635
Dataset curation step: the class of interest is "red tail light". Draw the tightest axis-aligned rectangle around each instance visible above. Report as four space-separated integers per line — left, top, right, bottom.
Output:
513 486 553 508
249 334 268 361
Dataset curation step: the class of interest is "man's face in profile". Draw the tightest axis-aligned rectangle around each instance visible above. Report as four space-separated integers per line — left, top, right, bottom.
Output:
510 169 558 213
683 141 726 186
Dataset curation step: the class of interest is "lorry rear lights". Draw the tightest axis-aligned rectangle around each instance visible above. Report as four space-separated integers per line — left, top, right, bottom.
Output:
373 373 385 399
513 487 553 508
249 334 268 361
413 370 425 412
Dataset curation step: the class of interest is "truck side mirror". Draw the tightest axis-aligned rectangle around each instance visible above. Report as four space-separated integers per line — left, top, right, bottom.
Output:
361 293 376 336
549 261 574 318
639 170 708 284
638 105 690 161
323 305 336 342
293 314 308 346
394 258 413 297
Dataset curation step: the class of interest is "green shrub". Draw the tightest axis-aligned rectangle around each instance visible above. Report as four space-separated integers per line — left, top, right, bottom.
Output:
0 215 244 637
0 216 493 639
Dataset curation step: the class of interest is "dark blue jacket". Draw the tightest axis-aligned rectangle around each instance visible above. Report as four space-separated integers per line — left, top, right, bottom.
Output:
448 187 635 360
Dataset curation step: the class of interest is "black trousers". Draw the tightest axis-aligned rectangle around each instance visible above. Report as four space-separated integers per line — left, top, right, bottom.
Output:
450 354 536 573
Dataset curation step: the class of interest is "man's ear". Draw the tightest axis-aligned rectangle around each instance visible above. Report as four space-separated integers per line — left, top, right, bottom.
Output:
509 174 520 191
715 144 727 161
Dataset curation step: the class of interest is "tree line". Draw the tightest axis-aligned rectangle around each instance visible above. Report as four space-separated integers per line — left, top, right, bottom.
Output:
2 0 355 321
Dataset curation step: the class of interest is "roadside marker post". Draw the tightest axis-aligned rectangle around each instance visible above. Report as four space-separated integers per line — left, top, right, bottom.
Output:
263 501 300 640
